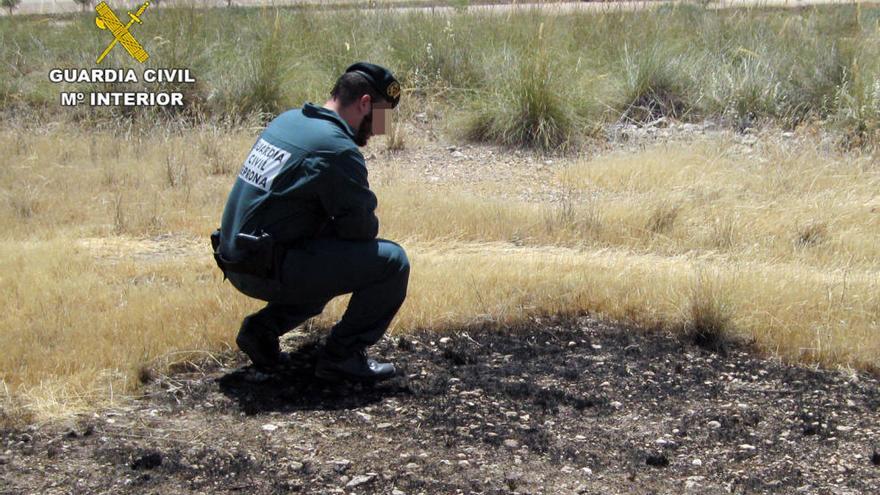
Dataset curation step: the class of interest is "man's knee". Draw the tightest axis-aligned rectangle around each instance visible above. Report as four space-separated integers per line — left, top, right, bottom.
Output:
381 240 410 278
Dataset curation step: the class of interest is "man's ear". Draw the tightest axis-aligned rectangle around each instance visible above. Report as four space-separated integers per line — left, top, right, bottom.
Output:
358 94 372 114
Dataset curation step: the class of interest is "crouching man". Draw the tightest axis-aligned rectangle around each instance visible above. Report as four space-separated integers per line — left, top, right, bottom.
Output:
212 62 409 383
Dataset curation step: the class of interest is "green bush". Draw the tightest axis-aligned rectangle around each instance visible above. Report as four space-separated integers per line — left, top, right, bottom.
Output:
618 42 694 123
459 18 585 151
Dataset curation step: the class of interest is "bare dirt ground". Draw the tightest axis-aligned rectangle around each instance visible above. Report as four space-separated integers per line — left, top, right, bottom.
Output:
2 315 879 494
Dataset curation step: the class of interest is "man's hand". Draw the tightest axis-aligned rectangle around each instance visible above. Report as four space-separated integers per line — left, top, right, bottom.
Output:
317 147 379 240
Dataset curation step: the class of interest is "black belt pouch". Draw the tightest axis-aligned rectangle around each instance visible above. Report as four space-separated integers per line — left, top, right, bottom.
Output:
210 229 284 280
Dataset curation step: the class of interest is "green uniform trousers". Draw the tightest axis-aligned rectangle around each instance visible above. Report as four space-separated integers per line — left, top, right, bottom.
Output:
226 238 410 354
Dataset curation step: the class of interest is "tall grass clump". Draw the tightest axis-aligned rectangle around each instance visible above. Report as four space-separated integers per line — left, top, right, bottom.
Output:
685 269 735 352
833 70 880 148
206 9 349 121
619 41 694 123
389 12 484 96
141 6 217 120
694 6 861 130
825 6 880 147
0 30 23 108
460 19 582 151
234 9 290 119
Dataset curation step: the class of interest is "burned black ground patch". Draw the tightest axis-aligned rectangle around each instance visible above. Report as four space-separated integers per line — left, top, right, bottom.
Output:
1 316 878 494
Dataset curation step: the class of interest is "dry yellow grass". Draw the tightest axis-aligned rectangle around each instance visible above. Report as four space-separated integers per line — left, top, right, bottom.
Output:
1 123 878 423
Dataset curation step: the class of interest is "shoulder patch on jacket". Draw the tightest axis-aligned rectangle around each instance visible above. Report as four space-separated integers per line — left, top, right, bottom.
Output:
237 138 292 191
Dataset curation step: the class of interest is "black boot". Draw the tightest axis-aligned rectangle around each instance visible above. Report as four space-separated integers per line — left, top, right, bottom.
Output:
314 347 395 383
235 316 287 371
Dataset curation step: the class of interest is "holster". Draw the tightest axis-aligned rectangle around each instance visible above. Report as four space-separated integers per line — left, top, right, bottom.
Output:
210 228 285 281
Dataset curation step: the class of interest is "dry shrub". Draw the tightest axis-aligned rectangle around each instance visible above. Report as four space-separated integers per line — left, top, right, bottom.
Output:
646 201 681 234
795 221 828 248
686 270 734 353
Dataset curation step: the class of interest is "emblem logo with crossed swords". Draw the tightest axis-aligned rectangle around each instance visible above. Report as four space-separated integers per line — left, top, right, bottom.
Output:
95 1 151 64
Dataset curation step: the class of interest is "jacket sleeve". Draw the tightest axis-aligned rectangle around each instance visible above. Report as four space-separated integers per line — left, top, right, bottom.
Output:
317 147 379 240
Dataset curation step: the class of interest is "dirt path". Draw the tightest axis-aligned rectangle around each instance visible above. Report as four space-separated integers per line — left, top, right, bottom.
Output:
2 316 878 494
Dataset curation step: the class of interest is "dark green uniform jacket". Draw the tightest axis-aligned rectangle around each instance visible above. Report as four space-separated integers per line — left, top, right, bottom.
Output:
219 102 378 260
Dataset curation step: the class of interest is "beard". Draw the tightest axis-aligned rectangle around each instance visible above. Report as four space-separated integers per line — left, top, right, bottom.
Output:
353 109 373 147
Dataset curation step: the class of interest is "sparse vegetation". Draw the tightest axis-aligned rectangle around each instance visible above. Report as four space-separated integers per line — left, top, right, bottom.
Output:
1 122 878 422
3 5 880 147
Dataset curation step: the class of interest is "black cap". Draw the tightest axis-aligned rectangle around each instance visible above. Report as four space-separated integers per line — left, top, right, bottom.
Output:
344 62 401 108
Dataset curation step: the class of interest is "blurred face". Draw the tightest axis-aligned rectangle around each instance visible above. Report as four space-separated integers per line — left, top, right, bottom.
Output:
370 101 393 135
353 97 393 147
